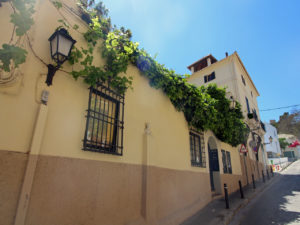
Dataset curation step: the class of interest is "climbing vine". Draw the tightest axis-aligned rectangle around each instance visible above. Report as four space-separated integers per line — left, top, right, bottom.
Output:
0 0 249 146
0 0 35 72
65 1 249 146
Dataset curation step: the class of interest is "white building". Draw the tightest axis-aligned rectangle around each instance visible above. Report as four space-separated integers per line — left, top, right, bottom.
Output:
278 134 300 159
264 123 281 158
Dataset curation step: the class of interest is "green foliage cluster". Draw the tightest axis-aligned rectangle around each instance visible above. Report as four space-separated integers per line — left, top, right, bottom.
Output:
0 0 35 72
67 2 135 93
0 44 27 72
66 1 249 146
0 0 248 146
279 138 289 150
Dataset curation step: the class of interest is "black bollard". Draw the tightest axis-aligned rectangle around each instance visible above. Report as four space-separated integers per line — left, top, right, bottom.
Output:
267 169 270 180
271 167 274 177
224 183 229 209
252 174 256 189
239 180 244 199
262 170 265 183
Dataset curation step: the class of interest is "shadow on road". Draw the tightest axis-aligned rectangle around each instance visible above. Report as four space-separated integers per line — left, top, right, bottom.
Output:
236 173 300 225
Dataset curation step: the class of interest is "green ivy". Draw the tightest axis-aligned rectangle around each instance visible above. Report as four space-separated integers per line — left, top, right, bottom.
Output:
65 1 249 146
1 0 249 146
0 44 27 72
0 0 35 72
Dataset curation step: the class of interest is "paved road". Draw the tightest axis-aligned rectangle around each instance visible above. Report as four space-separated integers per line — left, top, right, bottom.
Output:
230 160 300 225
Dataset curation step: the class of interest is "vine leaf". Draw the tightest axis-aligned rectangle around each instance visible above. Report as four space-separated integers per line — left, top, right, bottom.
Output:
52 0 62 9
73 24 79 30
0 44 27 72
10 0 35 36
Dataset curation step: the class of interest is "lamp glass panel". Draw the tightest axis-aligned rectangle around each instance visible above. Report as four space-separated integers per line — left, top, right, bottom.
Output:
58 34 73 56
50 35 57 57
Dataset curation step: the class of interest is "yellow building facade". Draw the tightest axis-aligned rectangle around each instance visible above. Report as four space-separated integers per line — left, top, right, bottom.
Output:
188 52 268 186
0 1 261 225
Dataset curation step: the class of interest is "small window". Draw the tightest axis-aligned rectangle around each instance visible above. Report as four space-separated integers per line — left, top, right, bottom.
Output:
251 91 253 97
226 151 232 174
241 75 246 86
189 131 206 167
221 150 228 173
204 71 215 83
83 83 124 155
252 109 258 120
222 150 232 174
245 97 250 114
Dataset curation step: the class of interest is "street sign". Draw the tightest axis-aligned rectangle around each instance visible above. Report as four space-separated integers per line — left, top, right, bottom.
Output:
240 144 248 153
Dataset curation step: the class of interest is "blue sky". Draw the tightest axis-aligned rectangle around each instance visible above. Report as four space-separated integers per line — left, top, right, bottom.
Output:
102 0 300 122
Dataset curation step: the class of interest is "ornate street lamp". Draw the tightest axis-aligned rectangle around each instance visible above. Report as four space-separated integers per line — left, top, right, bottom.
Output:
263 136 273 145
269 136 273 144
46 28 76 86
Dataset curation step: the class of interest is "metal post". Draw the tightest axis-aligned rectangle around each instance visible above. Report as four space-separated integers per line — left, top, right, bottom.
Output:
252 174 256 189
262 170 265 183
239 180 244 199
271 166 274 177
243 154 249 185
224 183 229 209
267 169 270 180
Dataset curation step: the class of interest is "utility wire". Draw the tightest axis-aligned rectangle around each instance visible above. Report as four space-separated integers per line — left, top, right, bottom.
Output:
260 104 300 112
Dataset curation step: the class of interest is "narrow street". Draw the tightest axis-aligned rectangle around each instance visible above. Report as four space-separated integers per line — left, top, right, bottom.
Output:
230 160 300 225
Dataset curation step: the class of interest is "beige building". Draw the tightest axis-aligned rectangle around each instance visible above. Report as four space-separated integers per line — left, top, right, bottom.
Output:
187 52 268 185
0 1 264 225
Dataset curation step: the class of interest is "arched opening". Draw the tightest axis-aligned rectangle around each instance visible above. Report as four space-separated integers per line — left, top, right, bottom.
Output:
208 136 221 194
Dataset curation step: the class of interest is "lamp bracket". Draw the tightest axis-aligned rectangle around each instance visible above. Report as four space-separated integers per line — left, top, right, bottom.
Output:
46 64 59 86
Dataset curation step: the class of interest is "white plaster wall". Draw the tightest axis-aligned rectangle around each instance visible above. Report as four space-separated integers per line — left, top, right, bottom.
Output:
264 123 281 155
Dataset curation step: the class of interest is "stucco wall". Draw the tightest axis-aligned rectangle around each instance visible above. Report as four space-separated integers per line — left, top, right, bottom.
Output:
0 1 258 224
188 56 238 100
0 151 28 225
21 155 212 225
0 0 213 224
264 123 281 154
232 56 260 120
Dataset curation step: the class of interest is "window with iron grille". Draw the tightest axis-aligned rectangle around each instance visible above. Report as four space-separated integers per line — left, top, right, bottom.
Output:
189 131 206 167
222 150 232 174
83 83 124 155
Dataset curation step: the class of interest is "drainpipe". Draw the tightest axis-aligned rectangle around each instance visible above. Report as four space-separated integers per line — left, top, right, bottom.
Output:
141 122 156 224
14 90 49 225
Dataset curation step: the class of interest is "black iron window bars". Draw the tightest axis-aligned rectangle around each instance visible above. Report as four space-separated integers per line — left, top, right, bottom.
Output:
83 83 124 155
189 131 206 167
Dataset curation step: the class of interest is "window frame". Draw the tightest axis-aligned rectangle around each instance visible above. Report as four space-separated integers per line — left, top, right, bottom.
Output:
245 97 250 114
204 71 216 83
221 150 232 174
189 130 206 168
241 75 246 86
83 84 124 155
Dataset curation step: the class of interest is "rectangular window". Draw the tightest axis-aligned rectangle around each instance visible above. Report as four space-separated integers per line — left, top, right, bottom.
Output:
83 84 124 155
226 151 232 174
252 109 258 121
245 97 250 114
189 131 206 167
221 150 228 173
241 75 246 86
204 71 215 83
222 150 232 174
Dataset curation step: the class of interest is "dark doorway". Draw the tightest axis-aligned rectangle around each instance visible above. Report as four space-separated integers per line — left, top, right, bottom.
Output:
208 137 220 192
